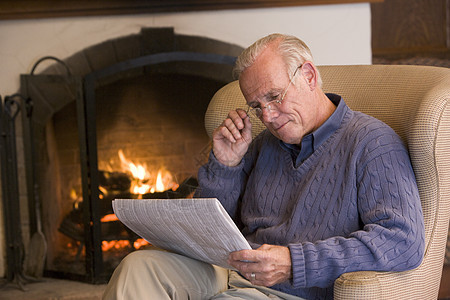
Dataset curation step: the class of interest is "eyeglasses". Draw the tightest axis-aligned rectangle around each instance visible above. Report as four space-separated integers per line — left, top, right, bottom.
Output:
246 64 302 118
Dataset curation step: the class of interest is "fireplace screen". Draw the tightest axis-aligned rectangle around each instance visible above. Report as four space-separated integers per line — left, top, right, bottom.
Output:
20 52 235 283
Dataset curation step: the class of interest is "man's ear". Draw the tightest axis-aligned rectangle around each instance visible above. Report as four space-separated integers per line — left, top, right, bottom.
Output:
301 62 317 91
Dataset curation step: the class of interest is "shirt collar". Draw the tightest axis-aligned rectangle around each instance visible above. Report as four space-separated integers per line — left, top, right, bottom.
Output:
312 93 346 149
280 93 346 162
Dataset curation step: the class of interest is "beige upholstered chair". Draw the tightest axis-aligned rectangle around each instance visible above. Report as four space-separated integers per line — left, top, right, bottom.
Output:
204 65 450 299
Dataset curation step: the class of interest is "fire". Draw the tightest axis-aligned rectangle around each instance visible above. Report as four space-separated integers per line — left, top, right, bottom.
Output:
117 149 179 195
101 214 150 251
70 188 83 209
102 240 130 251
97 150 181 253
118 150 151 195
101 239 150 251
151 168 179 193
155 171 165 192
67 151 179 253
101 214 119 222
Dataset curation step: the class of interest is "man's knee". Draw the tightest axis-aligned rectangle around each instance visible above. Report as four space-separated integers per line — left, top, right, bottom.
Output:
119 249 170 272
119 250 149 268
122 249 154 262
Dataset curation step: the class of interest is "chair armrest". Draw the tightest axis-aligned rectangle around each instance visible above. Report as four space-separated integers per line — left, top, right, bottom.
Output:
334 271 383 299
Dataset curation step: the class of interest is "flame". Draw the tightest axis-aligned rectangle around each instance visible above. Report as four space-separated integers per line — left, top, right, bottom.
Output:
101 239 149 251
70 188 83 209
99 214 150 250
150 169 179 193
118 150 152 194
156 171 165 192
117 149 178 195
102 240 130 251
133 239 149 249
101 214 118 222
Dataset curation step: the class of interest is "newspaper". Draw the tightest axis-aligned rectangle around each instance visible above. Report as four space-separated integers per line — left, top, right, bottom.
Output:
112 198 251 270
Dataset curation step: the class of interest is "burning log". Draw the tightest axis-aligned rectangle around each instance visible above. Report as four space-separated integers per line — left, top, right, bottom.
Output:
58 175 198 247
141 176 198 199
58 208 84 242
99 171 131 192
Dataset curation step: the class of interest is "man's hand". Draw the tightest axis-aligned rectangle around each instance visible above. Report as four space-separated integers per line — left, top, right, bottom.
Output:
212 109 252 167
228 244 292 287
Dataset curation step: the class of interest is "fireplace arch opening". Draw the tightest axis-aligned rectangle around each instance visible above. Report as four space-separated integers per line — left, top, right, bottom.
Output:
21 27 243 282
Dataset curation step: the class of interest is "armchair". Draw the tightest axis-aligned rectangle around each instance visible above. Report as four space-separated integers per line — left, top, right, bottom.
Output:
204 65 450 299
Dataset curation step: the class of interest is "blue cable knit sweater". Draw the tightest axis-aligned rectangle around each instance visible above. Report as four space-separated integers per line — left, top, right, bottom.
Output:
196 98 425 299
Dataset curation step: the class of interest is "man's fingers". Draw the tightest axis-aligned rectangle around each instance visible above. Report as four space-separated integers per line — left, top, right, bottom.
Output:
211 109 253 166
229 109 249 129
228 245 292 287
236 108 250 120
222 118 243 142
218 109 252 143
228 250 259 271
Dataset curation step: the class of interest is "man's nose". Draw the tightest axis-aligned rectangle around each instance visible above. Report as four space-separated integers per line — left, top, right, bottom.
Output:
260 107 279 123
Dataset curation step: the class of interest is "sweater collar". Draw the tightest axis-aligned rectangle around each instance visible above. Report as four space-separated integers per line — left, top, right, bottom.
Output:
280 93 347 164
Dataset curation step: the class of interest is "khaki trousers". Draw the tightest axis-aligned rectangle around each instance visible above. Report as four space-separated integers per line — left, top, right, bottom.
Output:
102 249 305 300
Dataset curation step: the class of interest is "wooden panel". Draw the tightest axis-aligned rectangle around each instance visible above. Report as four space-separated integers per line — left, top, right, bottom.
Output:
0 0 382 20
371 0 449 56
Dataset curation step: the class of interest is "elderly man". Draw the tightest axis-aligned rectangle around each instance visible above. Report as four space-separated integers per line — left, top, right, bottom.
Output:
103 34 425 300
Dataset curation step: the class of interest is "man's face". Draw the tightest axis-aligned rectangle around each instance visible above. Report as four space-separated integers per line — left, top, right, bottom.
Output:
239 46 319 145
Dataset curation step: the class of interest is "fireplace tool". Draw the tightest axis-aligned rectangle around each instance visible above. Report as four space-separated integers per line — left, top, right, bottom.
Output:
22 96 47 279
0 95 37 290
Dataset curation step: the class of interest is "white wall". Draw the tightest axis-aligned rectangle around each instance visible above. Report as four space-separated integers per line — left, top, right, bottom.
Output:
0 3 371 277
0 4 371 95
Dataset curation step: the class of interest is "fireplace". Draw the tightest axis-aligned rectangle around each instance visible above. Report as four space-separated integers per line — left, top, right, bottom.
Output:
15 27 242 283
